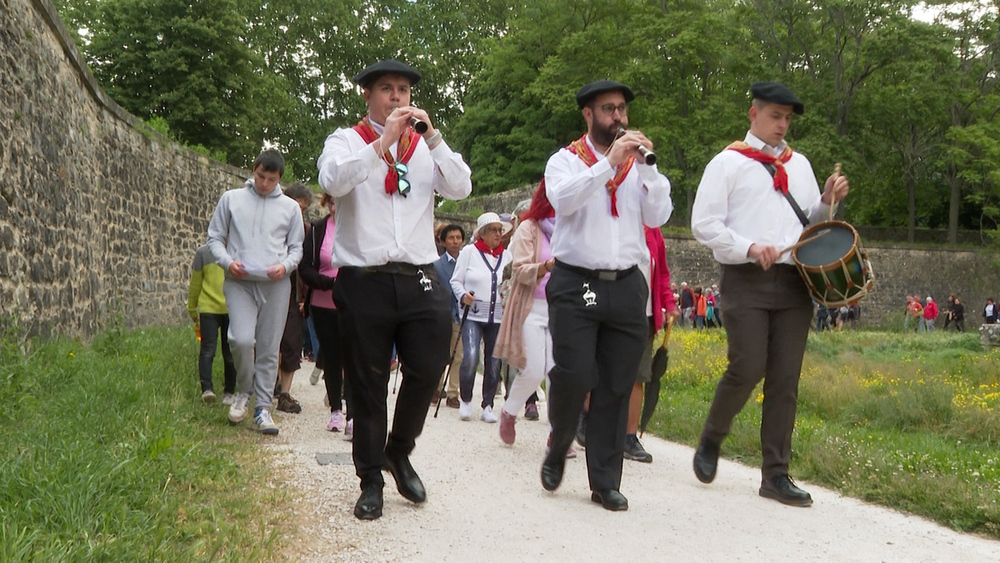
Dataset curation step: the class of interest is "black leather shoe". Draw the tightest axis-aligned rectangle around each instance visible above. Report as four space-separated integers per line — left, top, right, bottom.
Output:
384 453 427 503
541 452 566 491
354 486 383 520
759 474 813 507
623 435 653 463
576 412 588 449
693 438 720 483
591 489 629 511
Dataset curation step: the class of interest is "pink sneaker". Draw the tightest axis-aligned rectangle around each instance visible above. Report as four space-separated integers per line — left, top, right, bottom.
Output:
499 410 516 445
327 410 345 432
565 446 578 459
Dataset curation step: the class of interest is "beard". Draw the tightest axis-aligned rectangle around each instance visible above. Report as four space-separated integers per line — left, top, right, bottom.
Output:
590 119 622 148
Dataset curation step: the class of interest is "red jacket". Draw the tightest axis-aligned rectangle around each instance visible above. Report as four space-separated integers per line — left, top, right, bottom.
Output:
923 301 939 320
645 226 677 332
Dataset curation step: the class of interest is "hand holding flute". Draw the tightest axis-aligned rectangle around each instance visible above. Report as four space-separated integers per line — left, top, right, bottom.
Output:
614 127 657 166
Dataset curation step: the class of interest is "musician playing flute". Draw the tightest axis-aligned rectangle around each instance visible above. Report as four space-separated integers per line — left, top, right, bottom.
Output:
690 81 849 506
540 80 672 511
317 59 472 520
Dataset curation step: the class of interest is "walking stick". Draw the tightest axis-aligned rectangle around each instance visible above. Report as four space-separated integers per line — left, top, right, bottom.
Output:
434 303 471 418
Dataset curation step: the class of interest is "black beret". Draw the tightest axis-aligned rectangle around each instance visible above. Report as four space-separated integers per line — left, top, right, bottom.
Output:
353 59 422 89
575 80 635 109
750 81 804 114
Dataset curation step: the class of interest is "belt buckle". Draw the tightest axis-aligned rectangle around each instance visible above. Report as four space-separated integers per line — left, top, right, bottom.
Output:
598 271 617 281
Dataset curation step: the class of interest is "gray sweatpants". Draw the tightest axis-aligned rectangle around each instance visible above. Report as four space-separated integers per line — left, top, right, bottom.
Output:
224 278 290 410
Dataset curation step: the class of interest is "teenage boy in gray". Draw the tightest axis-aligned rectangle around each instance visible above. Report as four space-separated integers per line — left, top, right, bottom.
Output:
207 150 304 435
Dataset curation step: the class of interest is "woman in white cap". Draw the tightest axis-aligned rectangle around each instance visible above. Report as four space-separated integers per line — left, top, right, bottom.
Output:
451 212 513 422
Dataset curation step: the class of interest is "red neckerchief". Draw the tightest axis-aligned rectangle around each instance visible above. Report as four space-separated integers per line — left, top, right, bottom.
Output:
474 237 504 258
726 141 794 194
352 117 420 195
567 135 634 217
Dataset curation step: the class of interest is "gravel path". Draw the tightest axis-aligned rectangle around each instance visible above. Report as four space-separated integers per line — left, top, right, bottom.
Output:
265 361 1000 562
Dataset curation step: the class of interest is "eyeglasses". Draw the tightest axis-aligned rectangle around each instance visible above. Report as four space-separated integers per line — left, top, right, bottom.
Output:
596 103 628 116
394 162 410 196
483 226 503 234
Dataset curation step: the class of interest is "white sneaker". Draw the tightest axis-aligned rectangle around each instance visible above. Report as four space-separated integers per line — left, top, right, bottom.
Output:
221 393 236 406
253 408 279 435
480 405 498 423
343 419 354 441
309 367 323 385
459 401 473 421
201 390 216 404
228 393 251 424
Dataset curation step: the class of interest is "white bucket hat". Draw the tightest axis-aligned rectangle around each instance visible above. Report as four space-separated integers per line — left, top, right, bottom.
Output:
472 212 513 240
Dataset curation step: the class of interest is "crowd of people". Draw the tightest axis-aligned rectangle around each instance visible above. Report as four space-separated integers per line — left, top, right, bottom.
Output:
900 294 999 332
188 61 858 519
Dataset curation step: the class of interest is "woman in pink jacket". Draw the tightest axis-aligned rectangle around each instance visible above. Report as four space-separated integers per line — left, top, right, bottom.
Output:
495 185 573 457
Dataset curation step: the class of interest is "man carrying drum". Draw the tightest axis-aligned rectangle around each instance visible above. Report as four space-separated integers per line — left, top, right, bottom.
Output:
689 81 849 507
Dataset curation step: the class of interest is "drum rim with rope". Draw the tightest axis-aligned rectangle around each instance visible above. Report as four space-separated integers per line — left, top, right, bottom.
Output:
791 219 874 308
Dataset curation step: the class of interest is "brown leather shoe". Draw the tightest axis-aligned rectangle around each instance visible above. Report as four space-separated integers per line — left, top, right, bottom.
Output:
446 397 460 409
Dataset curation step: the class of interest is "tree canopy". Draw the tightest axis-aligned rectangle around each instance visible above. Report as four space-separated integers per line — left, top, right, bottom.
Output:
55 0 1000 241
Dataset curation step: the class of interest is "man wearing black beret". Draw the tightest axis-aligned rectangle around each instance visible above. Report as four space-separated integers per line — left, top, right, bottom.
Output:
540 79 672 511
690 81 849 506
317 59 472 520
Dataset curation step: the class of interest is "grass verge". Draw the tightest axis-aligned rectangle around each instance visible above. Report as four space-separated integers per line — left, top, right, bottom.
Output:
0 322 287 560
649 327 1000 538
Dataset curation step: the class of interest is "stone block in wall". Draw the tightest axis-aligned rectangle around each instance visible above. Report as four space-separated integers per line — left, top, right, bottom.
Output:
980 324 1000 351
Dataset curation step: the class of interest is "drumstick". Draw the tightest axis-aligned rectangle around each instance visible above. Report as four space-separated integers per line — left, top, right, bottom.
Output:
830 162 842 222
780 228 832 256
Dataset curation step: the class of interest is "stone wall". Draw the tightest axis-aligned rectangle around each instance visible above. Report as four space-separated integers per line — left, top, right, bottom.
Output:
0 0 248 338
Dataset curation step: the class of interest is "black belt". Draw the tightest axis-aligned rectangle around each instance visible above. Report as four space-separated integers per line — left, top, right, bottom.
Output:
555 260 638 281
362 262 428 276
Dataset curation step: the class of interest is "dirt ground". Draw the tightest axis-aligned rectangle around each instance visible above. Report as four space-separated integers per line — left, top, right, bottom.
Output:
260 361 1000 562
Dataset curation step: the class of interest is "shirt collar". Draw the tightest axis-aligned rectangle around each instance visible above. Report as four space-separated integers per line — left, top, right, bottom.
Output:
584 134 606 161
744 131 787 157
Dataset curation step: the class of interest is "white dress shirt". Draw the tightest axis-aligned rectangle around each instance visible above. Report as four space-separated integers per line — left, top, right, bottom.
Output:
317 125 472 267
544 135 673 270
691 131 835 265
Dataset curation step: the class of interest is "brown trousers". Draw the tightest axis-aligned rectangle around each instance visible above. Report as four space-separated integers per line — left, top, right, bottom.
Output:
701 263 813 479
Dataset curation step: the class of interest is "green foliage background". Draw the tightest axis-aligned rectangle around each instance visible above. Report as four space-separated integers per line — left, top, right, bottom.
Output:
54 0 1000 241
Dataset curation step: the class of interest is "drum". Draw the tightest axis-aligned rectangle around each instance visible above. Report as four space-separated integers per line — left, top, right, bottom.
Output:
791 220 874 308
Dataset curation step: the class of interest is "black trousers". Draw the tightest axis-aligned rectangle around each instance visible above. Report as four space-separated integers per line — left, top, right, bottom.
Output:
546 264 648 492
334 265 451 489
701 263 813 479
311 305 350 418
198 313 236 394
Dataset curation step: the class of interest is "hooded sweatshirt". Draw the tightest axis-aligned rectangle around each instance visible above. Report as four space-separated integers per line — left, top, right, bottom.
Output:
207 179 304 282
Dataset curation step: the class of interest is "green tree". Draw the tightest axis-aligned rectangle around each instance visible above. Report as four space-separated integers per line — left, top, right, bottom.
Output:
79 0 267 166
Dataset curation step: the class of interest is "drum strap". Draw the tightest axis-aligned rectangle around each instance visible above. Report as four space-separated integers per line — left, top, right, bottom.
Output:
762 163 810 228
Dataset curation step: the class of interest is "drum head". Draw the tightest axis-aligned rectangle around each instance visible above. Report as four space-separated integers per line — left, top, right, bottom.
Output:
795 224 856 267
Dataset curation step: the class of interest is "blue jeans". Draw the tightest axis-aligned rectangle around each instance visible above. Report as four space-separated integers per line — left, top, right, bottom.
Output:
460 320 501 408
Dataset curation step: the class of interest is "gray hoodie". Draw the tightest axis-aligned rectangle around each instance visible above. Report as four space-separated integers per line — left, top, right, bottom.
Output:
207 179 304 281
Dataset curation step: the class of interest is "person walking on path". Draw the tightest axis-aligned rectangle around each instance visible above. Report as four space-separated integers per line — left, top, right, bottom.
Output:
274 183 314 414
432 224 466 409
494 185 563 448
298 193 352 435
540 79 672 512
622 226 679 463
317 59 472 520
187 244 237 405
207 150 304 436
690 81 849 507
450 212 513 423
